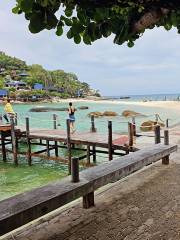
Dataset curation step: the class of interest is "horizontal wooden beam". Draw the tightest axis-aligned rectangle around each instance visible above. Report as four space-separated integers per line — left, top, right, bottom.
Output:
0 144 177 236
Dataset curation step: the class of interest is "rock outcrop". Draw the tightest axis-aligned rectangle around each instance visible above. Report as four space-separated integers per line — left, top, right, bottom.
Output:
103 111 118 117
29 107 68 112
88 112 104 118
140 121 165 132
122 110 143 117
78 106 89 110
88 111 118 118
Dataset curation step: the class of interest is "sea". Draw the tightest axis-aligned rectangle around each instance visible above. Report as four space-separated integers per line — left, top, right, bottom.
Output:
106 93 180 101
1 93 180 201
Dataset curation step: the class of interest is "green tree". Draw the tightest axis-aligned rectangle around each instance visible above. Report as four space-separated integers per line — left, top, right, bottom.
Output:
12 1 180 47
0 51 27 70
0 76 4 88
27 64 52 87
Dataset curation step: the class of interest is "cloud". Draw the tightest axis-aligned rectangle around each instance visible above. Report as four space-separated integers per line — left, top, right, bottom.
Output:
1 1 180 95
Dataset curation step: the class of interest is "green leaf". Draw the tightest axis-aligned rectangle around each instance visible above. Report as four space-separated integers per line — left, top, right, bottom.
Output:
77 10 86 24
46 12 58 29
87 22 96 41
83 34 91 45
100 22 111 38
61 16 72 26
71 22 85 34
164 23 172 31
12 6 20 14
56 25 63 36
127 41 134 48
29 12 45 33
20 0 33 12
65 8 73 17
67 29 73 39
74 34 81 44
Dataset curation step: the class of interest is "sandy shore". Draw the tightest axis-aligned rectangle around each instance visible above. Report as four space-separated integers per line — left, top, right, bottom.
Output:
54 98 180 110
1 97 180 111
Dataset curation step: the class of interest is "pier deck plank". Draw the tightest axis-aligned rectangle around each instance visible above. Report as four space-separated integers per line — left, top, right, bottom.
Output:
16 127 130 150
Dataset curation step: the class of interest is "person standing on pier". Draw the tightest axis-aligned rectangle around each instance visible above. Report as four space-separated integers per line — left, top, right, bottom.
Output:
68 102 76 133
3 99 15 123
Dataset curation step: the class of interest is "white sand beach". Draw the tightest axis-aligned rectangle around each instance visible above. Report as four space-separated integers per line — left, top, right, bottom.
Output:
55 98 180 110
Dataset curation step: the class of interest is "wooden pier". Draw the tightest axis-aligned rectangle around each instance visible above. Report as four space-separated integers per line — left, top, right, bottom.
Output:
0 115 137 173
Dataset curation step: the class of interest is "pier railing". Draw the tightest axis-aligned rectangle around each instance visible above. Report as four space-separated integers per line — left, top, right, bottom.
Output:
0 112 175 171
0 142 177 236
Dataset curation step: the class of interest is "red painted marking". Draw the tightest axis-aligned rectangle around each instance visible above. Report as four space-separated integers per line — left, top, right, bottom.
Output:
113 135 129 145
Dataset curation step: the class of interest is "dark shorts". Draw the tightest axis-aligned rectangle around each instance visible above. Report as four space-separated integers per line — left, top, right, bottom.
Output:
69 115 75 122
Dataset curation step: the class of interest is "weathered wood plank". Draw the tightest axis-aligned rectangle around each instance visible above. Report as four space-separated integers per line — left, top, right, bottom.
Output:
0 144 177 236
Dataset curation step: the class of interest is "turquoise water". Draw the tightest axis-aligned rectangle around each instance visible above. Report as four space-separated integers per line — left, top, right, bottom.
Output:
0 101 180 201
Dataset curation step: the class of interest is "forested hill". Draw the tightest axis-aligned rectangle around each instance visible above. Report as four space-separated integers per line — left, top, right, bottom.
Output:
0 51 27 70
0 51 99 98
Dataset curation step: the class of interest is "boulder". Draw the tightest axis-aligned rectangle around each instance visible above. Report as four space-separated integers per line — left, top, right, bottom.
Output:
29 107 68 112
78 106 89 110
122 110 143 117
103 111 118 117
140 121 165 132
88 112 104 118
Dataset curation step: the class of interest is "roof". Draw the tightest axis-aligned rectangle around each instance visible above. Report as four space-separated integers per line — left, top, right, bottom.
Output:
6 81 27 86
0 89 8 96
18 72 28 77
33 83 44 90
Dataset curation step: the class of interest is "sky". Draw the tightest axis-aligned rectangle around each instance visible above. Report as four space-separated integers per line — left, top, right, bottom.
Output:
0 1 180 96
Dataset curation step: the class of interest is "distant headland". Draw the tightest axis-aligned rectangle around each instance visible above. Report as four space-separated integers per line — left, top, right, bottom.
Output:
0 51 100 103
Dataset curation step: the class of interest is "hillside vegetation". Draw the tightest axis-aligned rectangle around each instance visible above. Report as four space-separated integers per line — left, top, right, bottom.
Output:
0 51 99 99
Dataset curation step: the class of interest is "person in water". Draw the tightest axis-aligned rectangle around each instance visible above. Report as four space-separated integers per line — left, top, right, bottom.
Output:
68 102 76 133
3 99 15 123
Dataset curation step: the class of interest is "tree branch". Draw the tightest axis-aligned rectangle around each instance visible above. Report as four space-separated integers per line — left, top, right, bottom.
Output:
133 8 169 32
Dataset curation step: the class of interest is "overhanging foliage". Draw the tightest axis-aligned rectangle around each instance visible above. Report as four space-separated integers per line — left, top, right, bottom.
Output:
13 0 180 46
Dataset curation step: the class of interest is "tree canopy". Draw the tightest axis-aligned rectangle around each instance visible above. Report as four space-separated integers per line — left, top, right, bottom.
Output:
13 0 180 47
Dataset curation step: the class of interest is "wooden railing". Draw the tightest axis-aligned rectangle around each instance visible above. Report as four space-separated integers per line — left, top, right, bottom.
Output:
0 143 177 236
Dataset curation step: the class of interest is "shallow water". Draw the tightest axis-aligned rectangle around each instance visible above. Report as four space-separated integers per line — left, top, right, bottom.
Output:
0 101 180 201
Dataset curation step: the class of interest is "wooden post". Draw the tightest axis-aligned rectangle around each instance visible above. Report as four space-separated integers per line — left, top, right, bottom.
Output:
26 117 32 166
66 119 71 174
108 121 113 161
155 114 158 122
83 192 95 209
92 144 96 163
132 117 136 136
53 114 58 157
154 125 161 144
46 140 50 157
71 157 79 183
10 116 18 166
162 130 169 165
0 114 3 123
164 130 169 145
90 115 96 132
128 122 133 147
1 132 6 162
14 113 18 126
166 119 169 128
53 114 57 129
87 145 90 165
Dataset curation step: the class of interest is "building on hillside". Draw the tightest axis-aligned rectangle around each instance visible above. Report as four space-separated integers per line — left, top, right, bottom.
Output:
18 71 28 78
33 83 44 90
0 68 5 72
5 81 27 90
0 89 8 98
45 86 65 93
